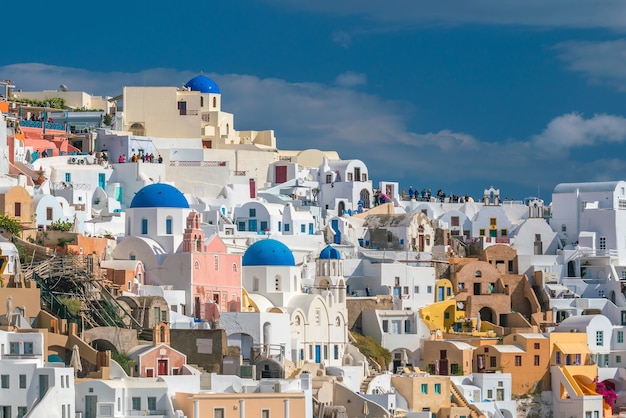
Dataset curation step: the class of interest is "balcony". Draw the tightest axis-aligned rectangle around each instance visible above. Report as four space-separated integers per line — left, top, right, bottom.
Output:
2 353 40 359
20 119 66 131
233 170 247 176
178 109 198 116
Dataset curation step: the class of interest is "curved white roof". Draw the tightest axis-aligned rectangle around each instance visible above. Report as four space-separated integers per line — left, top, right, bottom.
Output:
553 181 623 194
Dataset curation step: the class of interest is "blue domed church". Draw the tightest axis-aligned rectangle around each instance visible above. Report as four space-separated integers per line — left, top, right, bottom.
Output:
235 240 349 368
113 183 192 263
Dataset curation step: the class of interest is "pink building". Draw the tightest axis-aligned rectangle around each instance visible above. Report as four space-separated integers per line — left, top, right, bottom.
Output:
156 212 242 319
128 324 187 377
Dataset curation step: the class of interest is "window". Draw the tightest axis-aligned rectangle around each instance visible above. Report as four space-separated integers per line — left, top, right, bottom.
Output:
65 173 71 182
214 255 219 270
501 229 508 236
617 355 622 364
261 410 270 418
1 375 9 388
14 202 21 217
326 174 332 184
421 383 428 394
24 342 33 355
619 331 624 343
19 375 26 389
9 342 19 354
141 218 148 234
347 173 353 181
556 351 561 364
214 408 225 418
414 286 419 293
334 345 339 360
17 407 27 418
166 218 172 234
597 331 604 346
249 208 256 217
562 224 567 232
534 355 540 366
427 286 432 294
46 207 53 221
301 224 306 233
434 383 441 394
490 357 497 367
285 224 290 232
132 397 141 411
490 218 497 226
403 286 409 294
515 356 522 366
475 270 482 278
479 229 486 236
600 237 606 250
147 397 157 411
451 216 459 227
382 320 389 333
487 389 493 399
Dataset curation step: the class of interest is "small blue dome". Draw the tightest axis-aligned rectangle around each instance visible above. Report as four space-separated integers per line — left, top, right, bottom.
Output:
130 183 189 209
184 75 221 94
242 239 295 267
320 245 341 259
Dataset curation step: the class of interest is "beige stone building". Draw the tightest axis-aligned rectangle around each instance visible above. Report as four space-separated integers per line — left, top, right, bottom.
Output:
0 185 34 230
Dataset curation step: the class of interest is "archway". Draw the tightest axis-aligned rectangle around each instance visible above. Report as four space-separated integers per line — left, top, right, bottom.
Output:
338 201 346 215
90 339 119 355
479 307 495 324
360 189 371 209
129 123 145 136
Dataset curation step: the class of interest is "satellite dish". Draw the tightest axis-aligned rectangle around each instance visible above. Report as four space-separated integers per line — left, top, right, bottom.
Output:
456 301 465 310
232 380 243 393
60 84 68 92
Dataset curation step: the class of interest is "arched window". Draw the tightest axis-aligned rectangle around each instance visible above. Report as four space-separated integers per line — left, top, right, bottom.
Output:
232 263 238 272
475 270 482 278
212 97 217 108
141 218 148 235
194 260 200 270
165 216 173 234
253 277 259 292
129 122 145 136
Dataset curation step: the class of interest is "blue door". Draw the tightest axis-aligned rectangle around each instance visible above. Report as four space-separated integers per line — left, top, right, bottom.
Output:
98 173 106 189
331 219 341 244
248 219 257 232
394 287 401 298
315 345 321 363
438 286 445 301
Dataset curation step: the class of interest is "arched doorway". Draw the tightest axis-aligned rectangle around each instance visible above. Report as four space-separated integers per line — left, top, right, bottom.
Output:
360 189 371 208
338 201 346 215
479 307 495 324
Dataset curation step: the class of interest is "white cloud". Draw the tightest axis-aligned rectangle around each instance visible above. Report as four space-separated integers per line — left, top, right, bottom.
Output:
4 63 626 196
261 0 626 30
554 40 626 91
335 71 367 87
532 112 626 153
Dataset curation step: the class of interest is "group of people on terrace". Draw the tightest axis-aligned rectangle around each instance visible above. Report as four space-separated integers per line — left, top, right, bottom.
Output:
404 185 471 203
117 153 163 164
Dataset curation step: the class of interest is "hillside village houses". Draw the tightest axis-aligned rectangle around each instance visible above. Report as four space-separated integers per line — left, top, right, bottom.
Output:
2 77 626 417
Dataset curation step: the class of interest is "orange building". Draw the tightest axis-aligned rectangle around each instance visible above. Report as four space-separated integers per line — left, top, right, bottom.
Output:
474 332 550 395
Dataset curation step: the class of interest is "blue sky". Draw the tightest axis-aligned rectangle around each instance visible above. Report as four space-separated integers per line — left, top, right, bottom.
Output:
4 1 626 202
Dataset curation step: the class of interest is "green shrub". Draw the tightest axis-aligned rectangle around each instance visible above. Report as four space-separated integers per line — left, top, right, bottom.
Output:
352 333 391 369
0 214 22 236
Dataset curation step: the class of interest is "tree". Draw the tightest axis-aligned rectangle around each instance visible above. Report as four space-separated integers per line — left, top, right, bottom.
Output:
102 114 113 126
0 214 22 236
